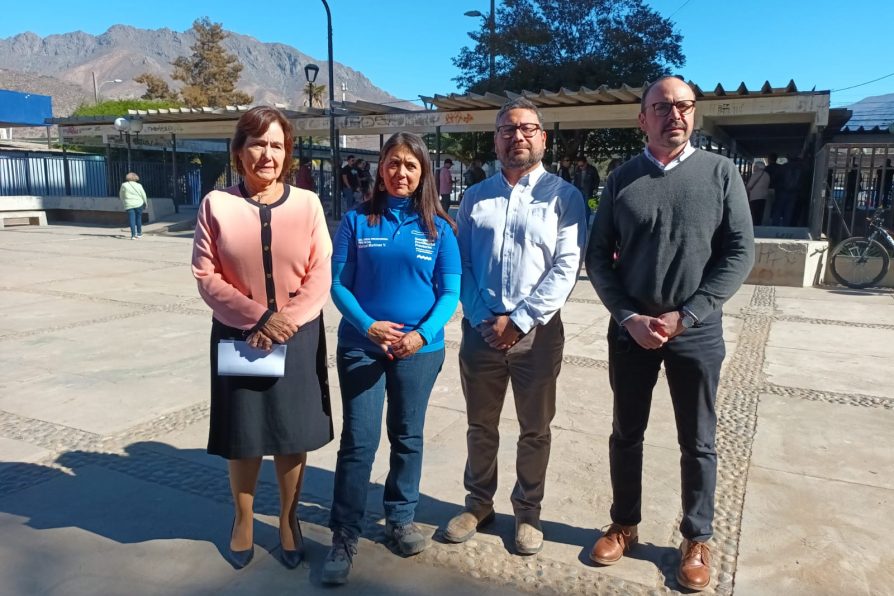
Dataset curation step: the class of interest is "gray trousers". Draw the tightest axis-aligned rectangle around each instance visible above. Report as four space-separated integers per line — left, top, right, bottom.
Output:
458 314 564 522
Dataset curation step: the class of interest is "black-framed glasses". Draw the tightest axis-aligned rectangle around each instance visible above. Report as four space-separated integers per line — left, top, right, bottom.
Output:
648 100 696 117
496 123 542 138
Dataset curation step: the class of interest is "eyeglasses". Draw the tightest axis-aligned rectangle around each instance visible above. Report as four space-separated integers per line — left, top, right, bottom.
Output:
647 100 696 117
496 123 542 138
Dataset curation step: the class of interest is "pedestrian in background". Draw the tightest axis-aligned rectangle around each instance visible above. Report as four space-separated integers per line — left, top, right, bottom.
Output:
119 172 147 239
439 158 454 213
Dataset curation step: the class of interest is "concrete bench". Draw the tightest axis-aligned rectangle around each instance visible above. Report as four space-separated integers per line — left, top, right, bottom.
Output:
0 210 48 229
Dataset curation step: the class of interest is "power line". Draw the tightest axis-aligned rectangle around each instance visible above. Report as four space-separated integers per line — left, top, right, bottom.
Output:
831 71 894 93
669 0 694 18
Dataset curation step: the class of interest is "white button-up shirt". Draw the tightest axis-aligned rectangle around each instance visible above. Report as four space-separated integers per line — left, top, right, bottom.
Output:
643 141 696 171
457 164 587 333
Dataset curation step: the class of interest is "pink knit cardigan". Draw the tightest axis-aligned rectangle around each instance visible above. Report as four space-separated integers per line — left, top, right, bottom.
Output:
192 185 332 330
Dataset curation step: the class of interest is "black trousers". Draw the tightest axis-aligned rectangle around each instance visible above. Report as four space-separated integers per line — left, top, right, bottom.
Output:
606 313 724 542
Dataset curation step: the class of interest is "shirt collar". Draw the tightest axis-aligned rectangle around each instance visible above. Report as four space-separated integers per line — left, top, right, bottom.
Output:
501 163 547 189
644 142 696 170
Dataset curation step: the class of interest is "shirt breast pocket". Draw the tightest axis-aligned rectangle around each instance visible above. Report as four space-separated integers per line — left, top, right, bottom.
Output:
524 205 556 246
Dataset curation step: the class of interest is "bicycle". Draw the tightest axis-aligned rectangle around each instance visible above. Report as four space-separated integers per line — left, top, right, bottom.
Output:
829 206 894 288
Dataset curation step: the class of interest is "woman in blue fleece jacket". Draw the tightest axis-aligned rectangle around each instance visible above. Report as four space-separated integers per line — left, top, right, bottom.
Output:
322 132 460 584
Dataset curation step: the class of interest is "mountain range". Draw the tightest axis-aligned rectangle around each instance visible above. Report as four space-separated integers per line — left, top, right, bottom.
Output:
0 24 402 117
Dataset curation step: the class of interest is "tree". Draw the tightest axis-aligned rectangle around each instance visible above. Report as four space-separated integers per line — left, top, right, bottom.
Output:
171 17 252 108
134 73 180 102
303 82 327 108
453 0 685 160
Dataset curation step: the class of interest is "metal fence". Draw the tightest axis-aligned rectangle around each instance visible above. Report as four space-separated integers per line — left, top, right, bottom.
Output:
822 143 894 242
2 151 337 212
0 153 107 196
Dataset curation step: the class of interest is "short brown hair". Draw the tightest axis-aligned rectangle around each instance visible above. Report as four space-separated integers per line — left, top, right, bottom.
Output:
231 106 294 182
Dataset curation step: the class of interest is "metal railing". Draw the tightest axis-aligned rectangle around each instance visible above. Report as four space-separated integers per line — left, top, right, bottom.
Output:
822 143 894 243
1 151 338 214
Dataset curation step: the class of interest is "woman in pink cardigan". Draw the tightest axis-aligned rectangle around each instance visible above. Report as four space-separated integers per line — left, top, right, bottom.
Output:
192 106 333 570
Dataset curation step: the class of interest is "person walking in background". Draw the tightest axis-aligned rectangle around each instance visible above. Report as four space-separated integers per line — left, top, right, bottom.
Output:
466 158 487 187
192 106 333 571
322 132 460 585
558 156 573 183
585 76 753 592
341 155 360 212
745 160 771 226
439 158 454 213
119 172 148 239
295 158 315 191
356 159 373 201
573 156 600 222
443 97 586 556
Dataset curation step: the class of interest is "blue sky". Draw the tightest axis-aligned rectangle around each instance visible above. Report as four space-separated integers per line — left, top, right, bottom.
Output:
2 0 892 108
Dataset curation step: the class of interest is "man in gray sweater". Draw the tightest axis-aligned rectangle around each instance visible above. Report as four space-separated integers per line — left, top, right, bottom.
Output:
585 76 754 592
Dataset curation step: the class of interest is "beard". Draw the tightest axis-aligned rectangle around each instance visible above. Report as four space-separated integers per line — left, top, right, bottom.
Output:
499 142 545 171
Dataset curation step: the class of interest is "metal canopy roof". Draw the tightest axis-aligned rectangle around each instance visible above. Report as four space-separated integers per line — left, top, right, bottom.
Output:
47 81 830 160
421 80 805 111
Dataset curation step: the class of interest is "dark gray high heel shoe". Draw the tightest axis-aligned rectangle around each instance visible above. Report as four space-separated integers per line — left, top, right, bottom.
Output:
280 517 305 569
227 517 254 569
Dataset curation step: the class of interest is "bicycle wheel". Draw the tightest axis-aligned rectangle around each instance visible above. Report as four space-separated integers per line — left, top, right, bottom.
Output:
830 237 890 288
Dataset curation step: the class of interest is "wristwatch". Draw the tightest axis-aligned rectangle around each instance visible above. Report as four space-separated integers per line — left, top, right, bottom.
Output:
680 308 698 329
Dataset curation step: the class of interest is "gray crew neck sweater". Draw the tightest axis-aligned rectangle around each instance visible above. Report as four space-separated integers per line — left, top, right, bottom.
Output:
585 149 754 323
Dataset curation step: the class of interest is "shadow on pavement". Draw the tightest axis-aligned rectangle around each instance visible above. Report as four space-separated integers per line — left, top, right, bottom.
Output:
1 440 675 584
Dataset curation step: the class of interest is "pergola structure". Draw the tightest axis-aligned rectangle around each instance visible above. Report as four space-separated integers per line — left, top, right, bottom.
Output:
49 80 832 230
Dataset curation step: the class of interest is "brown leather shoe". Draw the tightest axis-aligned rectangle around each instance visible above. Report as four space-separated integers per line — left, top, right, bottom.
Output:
677 539 711 591
589 523 638 565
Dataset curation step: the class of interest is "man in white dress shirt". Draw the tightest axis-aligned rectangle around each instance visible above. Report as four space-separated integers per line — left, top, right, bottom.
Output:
443 97 587 555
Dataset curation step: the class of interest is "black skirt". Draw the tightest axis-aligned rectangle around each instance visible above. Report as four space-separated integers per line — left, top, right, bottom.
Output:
207 314 333 459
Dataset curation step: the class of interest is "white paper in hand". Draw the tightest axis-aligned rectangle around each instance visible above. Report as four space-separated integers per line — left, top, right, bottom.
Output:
217 340 287 377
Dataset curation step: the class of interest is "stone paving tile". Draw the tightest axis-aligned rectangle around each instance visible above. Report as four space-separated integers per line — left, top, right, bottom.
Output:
752 395 894 489
736 467 894 596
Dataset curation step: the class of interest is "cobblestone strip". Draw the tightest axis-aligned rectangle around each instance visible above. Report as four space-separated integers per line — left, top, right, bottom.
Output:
0 412 104 498
99 402 212 448
708 285 773 595
0 411 102 453
762 383 894 410
775 315 894 331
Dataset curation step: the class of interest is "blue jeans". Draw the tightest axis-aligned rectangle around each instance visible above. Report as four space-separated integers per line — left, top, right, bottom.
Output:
341 188 357 213
329 346 445 539
127 206 143 237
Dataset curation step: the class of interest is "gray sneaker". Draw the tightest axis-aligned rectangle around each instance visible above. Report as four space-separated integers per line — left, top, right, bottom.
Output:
321 531 358 585
386 521 427 556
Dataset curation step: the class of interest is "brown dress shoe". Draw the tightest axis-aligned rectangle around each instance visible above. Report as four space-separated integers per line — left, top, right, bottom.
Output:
677 539 711 591
589 523 638 565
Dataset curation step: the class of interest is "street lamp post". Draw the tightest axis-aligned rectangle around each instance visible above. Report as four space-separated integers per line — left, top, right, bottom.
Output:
319 0 339 219
464 0 496 81
304 63 320 195
92 71 122 104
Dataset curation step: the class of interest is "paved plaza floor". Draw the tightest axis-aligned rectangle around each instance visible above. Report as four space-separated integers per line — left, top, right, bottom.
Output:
0 221 892 595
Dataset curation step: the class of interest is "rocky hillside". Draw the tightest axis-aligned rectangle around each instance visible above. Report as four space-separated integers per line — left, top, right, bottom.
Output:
0 24 402 111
